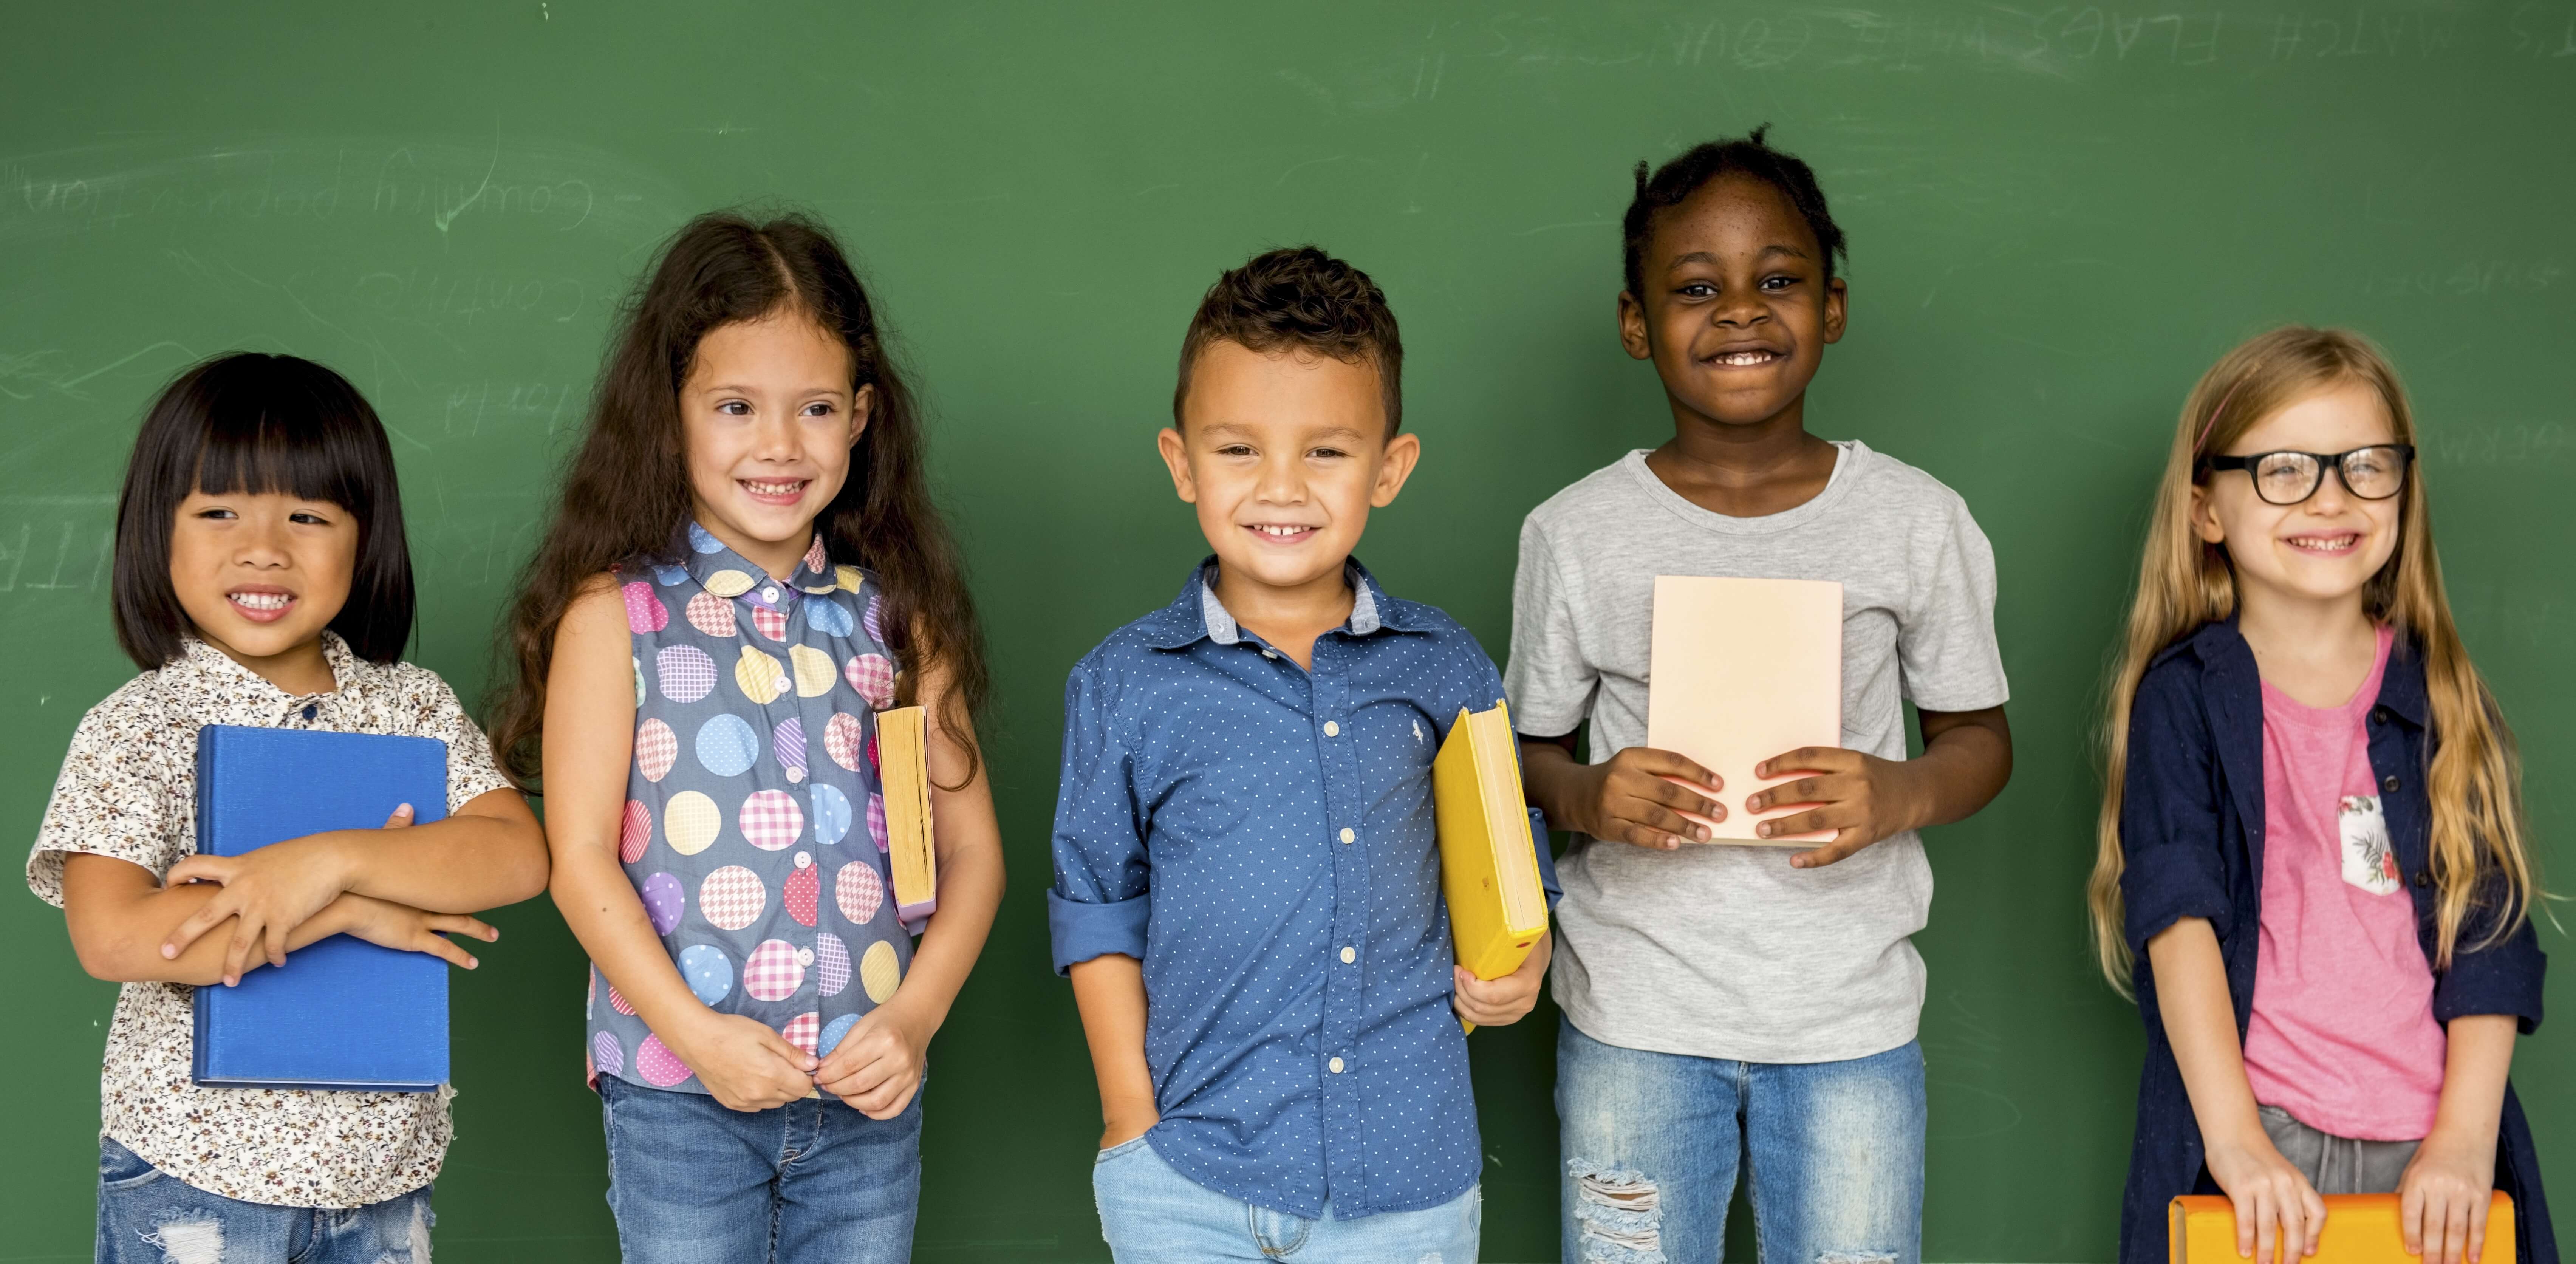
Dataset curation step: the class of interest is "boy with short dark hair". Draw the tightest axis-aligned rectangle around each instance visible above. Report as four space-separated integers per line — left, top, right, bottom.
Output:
1051 246 1554 1261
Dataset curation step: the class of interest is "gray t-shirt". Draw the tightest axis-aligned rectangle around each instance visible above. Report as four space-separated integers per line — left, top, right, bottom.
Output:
1504 442 2008 1064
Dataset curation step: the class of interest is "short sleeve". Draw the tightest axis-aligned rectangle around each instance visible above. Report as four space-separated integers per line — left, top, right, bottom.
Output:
1898 494 2010 713
1048 658 1151 975
2118 662 2231 954
26 693 187 907
1502 520 1597 740
412 672 514 811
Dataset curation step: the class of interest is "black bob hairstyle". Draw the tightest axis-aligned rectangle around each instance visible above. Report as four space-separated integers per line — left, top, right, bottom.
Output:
111 353 415 670
1621 124 1847 300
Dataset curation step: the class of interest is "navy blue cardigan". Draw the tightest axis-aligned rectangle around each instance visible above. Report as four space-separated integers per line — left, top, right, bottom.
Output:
2118 620 2551 1264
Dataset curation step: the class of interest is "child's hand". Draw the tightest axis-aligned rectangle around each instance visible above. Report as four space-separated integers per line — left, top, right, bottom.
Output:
673 1011 820 1113
1744 748 1929 868
2398 1133 2496 1264
2204 1133 2326 1262
334 894 495 972
814 996 934 1119
1453 932 1551 1027
1579 747 1724 849
162 804 414 985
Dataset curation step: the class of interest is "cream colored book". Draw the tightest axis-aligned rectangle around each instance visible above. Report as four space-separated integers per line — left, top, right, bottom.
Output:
1643 576 1842 845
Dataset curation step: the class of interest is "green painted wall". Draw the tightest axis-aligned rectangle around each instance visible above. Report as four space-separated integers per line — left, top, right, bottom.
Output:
4 3 2568 1258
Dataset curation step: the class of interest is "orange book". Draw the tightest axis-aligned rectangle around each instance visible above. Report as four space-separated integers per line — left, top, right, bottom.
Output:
1643 575 1843 844
2169 1194 2514 1264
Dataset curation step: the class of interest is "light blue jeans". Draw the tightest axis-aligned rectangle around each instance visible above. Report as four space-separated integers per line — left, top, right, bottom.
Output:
599 1074 921 1264
96 1136 432 1264
1557 1019 1925 1264
1093 1134 1482 1262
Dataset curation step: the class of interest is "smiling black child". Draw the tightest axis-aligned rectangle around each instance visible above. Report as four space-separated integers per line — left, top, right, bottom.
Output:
1500 127 2017 1264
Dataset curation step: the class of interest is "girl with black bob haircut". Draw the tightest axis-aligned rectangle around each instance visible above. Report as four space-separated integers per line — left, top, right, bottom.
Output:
32 352 546 1264
111 353 415 667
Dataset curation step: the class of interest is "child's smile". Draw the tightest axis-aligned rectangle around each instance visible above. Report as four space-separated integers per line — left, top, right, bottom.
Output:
225 583 299 624
1158 340 1420 647
2192 381 2403 609
168 489 355 682
736 477 813 508
1621 172 1846 433
680 311 870 580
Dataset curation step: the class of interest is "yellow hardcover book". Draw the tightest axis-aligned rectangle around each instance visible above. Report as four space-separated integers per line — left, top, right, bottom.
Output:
1433 701 1549 1032
2170 1194 2514 1264
877 705 937 931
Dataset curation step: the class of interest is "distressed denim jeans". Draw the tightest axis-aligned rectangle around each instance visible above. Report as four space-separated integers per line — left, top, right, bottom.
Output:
1093 1134 1482 1262
96 1136 433 1264
1556 1018 1925 1264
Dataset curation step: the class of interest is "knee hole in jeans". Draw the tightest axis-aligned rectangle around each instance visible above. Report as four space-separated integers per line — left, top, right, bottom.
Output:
1569 1159 1665 1264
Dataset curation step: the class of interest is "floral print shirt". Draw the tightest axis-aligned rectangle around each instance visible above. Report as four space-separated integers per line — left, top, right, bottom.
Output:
25 633 512 1208
586 525 914 1096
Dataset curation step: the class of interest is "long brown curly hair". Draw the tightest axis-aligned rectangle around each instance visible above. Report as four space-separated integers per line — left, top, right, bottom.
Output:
487 211 987 791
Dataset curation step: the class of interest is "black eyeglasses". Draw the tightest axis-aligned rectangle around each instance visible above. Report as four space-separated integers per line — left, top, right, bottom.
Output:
2201 444 2414 506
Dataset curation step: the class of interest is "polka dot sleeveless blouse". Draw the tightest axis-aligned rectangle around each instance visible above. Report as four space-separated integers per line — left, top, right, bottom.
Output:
587 524 913 1094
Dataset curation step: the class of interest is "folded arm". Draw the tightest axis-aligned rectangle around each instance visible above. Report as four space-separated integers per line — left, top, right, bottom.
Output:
61 852 491 986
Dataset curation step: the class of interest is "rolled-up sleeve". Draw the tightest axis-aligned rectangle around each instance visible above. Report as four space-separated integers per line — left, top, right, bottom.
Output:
2433 875 2548 1032
2119 661 2233 955
1049 658 1151 975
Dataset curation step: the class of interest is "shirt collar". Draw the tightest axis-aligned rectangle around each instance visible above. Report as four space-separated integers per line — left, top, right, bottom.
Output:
2181 615 2428 727
175 630 360 704
681 521 837 611
1143 555 1421 651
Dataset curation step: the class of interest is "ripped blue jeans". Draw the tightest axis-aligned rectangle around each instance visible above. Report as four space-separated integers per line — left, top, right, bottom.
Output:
95 1136 433 1264
1556 1018 1924 1264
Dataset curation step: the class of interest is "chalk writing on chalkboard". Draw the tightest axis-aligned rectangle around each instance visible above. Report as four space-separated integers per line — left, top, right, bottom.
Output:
0 498 115 595
4 138 678 241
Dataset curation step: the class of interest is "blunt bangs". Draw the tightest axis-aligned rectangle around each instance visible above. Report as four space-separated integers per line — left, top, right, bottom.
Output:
111 353 416 668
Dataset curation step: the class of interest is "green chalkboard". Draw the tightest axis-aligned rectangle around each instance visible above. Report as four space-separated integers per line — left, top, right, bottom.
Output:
5 3 2569 1259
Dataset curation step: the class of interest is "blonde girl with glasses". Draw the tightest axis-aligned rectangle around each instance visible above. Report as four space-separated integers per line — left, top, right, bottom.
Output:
2090 327 2551 1264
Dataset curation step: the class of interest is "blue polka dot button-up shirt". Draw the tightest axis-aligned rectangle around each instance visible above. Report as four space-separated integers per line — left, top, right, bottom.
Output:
1049 559 1558 1220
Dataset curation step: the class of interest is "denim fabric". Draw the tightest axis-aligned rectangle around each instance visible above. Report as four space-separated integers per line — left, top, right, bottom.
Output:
1049 558 1554 1219
1556 1018 1924 1264
591 524 913 1098
1092 1134 1481 1263
599 1074 919 1264
2116 619 2551 1264
96 1136 432 1264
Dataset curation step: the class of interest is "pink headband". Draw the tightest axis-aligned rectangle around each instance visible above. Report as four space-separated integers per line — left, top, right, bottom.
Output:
2192 382 2244 455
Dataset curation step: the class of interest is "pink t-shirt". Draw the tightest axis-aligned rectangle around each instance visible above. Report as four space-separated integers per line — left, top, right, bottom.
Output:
2240 623 2444 1140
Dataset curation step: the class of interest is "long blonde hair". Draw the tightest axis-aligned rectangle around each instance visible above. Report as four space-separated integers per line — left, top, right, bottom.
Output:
2089 326 2537 990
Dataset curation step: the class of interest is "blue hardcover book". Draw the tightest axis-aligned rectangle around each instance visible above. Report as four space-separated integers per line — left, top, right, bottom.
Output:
191 725 451 1092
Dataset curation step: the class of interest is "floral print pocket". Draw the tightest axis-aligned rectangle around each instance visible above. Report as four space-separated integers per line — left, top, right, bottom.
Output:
2338 794 2401 895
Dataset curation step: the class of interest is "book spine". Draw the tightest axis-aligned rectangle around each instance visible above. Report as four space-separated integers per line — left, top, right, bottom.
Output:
191 726 217 1085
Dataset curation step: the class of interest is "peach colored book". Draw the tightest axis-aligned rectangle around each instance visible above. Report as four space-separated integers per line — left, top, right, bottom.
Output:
1645 576 1843 845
